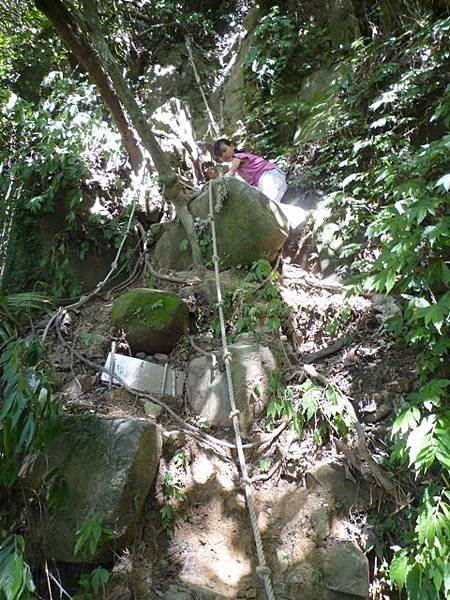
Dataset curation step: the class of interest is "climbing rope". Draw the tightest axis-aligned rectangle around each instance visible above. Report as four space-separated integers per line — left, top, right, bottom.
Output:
207 178 276 600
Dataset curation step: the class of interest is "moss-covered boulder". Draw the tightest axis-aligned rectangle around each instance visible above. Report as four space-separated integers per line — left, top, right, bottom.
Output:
153 177 289 271
112 288 189 353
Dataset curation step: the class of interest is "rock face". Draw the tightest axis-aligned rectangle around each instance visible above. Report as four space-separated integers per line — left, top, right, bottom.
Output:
112 288 189 354
2 205 136 295
154 178 289 271
186 334 276 434
34 417 162 563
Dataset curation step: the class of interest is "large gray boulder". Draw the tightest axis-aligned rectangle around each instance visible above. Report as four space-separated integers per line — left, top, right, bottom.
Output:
32 417 162 563
186 334 276 435
154 177 289 271
111 288 189 354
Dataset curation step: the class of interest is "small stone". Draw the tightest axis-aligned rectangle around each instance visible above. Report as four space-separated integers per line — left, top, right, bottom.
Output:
143 400 163 419
61 378 82 400
154 353 168 363
135 352 146 360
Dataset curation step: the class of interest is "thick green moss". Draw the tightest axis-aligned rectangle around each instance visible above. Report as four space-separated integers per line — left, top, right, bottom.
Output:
111 288 189 353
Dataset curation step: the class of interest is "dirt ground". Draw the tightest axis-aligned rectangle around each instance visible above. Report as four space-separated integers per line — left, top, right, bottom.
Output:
38 256 417 600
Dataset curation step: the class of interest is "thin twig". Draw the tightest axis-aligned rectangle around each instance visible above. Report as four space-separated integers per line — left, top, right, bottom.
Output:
44 561 54 600
47 570 72 599
147 263 201 285
302 335 350 363
252 431 296 483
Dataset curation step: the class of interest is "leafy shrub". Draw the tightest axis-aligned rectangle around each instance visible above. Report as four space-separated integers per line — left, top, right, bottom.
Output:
216 259 290 338
0 71 128 297
0 535 35 600
286 15 450 599
0 334 58 487
73 567 110 600
243 6 326 153
74 518 116 560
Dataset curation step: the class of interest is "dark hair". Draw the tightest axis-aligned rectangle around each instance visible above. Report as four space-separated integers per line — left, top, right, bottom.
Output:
213 138 243 158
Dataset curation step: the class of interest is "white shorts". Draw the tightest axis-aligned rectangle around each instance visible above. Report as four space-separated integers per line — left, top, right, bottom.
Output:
257 168 287 203
257 168 306 228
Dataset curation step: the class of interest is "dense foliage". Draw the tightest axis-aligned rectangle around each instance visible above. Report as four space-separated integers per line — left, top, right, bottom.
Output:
1 1 449 598
245 6 450 598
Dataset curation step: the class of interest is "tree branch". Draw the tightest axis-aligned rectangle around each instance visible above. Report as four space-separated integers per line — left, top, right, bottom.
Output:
35 0 143 173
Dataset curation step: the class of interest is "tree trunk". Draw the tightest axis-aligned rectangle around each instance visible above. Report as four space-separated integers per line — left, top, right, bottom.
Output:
36 0 202 266
35 0 143 173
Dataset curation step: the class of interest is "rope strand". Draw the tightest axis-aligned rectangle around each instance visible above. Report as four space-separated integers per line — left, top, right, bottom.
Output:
208 178 276 600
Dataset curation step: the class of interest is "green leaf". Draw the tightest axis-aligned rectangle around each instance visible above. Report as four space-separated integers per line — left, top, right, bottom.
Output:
392 406 420 435
340 172 361 189
300 388 319 421
390 552 409 591
435 418 450 469
416 499 443 546
444 561 450 597
406 415 436 472
441 262 450 286
0 536 35 600
423 304 444 333
385 270 396 293
90 567 110 592
406 563 436 600
259 458 272 473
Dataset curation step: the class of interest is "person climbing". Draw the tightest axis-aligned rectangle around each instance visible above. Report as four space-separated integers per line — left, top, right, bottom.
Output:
213 138 287 203
213 138 305 228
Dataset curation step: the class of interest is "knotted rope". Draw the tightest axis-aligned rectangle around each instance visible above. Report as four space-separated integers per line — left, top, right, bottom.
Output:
207 177 276 600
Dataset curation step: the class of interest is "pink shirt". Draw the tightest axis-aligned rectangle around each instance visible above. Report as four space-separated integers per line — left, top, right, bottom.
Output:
234 152 277 187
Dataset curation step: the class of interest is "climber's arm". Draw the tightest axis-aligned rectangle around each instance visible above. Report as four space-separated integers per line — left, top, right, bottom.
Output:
226 157 242 177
